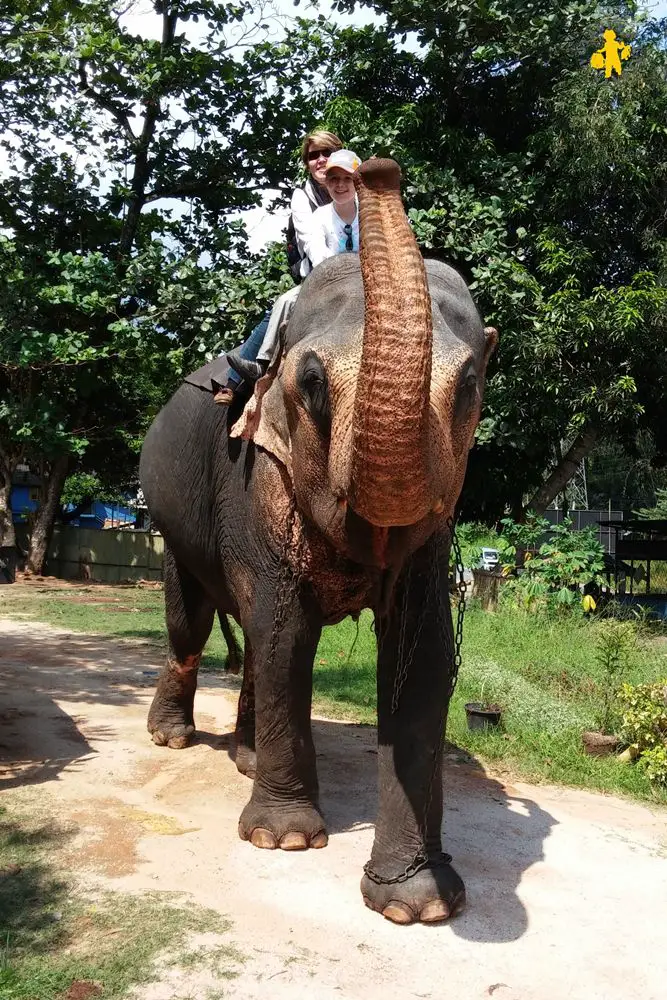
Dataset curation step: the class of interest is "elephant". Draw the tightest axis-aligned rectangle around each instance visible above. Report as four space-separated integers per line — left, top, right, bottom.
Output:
139 158 497 925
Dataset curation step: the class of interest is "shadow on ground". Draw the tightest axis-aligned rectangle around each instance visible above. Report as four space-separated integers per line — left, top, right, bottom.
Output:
209 716 553 944
1 619 554 946
0 813 72 956
0 624 151 790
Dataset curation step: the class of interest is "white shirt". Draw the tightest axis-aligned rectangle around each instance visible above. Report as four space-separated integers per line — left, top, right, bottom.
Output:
303 201 360 270
290 185 322 279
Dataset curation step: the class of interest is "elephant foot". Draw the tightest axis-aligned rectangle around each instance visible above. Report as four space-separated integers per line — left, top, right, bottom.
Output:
234 743 256 779
147 660 198 749
238 800 328 851
148 720 195 749
361 861 465 925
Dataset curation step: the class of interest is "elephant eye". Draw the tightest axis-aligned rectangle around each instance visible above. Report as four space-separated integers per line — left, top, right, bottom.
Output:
456 365 478 421
298 352 331 436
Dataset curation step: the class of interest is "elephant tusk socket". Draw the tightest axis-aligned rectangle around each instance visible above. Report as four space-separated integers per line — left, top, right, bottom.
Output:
337 496 348 512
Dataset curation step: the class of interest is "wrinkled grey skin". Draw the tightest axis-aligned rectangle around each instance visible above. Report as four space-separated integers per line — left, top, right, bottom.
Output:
140 253 495 925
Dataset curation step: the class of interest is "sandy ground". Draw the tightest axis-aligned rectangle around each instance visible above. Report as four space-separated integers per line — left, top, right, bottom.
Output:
1 616 666 1000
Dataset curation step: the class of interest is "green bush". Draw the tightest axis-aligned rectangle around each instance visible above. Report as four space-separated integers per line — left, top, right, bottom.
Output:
619 680 667 784
592 620 637 733
455 521 500 569
499 514 605 613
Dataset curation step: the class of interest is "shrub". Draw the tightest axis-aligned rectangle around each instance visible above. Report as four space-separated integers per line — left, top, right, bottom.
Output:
455 521 500 569
619 680 667 784
499 514 605 613
592 620 637 733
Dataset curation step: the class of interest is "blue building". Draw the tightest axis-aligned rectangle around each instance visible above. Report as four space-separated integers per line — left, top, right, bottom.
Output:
65 501 136 529
10 468 136 529
10 469 42 524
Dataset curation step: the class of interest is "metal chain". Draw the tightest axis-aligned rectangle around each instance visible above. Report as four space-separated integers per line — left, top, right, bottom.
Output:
266 496 306 671
364 518 466 886
363 850 453 886
449 516 467 691
391 561 414 712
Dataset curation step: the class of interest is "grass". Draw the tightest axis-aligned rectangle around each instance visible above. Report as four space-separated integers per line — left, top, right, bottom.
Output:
2 581 667 803
0 804 241 1000
451 603 667 800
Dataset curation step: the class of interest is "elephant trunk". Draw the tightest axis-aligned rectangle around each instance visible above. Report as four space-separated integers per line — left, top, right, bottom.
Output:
349 158 433 528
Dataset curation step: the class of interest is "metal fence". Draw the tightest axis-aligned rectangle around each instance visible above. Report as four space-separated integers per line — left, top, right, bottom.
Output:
45 526 164 582
544 510 624 554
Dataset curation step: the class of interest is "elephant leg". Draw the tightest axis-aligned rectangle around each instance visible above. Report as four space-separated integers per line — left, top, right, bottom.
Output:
362 533 465 925
237 575 327 851
218 611 242 674
234 639 256 778
148 546 214 749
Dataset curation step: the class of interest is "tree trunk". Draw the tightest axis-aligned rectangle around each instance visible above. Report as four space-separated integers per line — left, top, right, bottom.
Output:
0 448 16 549
118 11 178 257
26 455 70 575
472 568 503 611
526 427 597 516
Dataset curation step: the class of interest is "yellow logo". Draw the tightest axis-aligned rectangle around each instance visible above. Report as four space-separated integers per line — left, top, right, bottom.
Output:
590 29 631 77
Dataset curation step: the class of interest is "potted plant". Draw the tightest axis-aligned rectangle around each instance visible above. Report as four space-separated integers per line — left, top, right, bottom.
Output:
465 682 503 731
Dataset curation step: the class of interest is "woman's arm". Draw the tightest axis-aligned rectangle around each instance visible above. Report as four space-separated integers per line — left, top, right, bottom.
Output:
303 206 334 270
290 187 315 258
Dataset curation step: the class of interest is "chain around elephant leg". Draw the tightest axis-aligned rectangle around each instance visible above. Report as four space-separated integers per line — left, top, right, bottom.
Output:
234 642 256 778
363 529 466 923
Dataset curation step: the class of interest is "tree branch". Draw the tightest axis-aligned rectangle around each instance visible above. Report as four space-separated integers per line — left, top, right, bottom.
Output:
144 181 258 203
77 59 136 144
526 427 598 515
118 8 179 256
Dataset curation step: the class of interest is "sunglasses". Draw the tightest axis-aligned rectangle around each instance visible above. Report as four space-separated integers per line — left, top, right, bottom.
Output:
307 148 333 162
343 223 353 252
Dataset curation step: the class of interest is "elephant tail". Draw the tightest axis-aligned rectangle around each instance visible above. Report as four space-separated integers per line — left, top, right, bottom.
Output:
218 611 243 674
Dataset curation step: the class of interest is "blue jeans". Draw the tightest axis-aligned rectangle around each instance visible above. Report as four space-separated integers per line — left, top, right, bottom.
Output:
227 310 271 386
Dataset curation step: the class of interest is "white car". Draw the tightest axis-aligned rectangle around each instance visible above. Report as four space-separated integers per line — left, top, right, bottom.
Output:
479 547 500 572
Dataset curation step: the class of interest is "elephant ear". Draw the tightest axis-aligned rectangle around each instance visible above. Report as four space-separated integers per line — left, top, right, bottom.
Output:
229 370 293 477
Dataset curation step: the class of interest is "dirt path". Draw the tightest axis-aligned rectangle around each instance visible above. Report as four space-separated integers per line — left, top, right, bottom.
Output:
1 617 666 1000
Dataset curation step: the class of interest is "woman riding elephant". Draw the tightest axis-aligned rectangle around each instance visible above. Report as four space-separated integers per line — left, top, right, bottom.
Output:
219 148 361 403
213 129 343 405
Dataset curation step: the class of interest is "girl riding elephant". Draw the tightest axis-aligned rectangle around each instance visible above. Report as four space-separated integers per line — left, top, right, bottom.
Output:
213 130 346 405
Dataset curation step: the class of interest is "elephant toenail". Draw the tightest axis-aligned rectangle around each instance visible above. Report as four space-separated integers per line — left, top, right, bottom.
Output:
419 900 450 923
382 901 416 925
310 831 328 849
167 735 190 749
151 730 167 746
279 832 308 851
249 827 278 849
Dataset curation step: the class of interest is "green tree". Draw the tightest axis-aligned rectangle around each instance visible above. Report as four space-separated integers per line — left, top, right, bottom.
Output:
636 489 667 519
0 1 309 566
285 0 667 518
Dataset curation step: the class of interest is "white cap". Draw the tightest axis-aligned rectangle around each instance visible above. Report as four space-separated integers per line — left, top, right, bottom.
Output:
325 149 361 175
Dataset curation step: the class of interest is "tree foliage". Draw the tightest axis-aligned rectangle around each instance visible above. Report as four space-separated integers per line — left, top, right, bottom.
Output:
0 1 308 557
2 0 666 561
284 0 667 517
